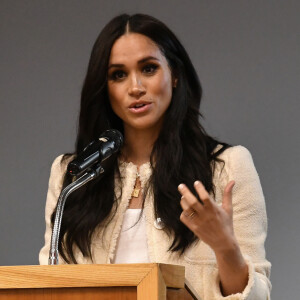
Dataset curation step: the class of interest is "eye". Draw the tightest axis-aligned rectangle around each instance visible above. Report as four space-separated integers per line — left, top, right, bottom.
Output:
109 70 126 81
142 64 158 74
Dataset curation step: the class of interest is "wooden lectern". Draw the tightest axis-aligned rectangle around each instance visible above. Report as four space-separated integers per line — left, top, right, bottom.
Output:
0 263 200 299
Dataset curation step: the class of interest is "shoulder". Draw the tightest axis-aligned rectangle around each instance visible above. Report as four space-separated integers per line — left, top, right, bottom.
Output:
48 154 73 192
213 145 262 193
216 144 253 162
50 154 65 174
215 145 256 174
44 154 74 215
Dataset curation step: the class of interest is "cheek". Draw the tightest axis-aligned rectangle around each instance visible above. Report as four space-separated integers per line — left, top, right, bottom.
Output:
108 84 119 103
108 84 124 114
151 75 173 105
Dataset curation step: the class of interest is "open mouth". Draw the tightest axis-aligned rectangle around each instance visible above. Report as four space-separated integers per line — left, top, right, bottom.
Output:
133 103 146 108
129 102 151 113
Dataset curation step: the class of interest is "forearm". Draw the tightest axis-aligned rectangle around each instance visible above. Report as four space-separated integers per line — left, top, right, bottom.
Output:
215 240 249 296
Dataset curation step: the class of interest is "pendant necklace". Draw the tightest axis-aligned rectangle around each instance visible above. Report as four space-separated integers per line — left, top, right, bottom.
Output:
132 171 141 198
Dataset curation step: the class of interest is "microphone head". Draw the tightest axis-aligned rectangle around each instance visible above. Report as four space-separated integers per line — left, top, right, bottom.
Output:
99 129 123 150
67 129 123 176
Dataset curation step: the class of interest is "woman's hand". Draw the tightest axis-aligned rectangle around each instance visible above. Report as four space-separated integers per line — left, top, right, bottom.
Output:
178 180 237 252
178 180 249 296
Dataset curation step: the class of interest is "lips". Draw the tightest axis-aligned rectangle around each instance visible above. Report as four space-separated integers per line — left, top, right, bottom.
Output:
128 101 152 113
129 101 151 108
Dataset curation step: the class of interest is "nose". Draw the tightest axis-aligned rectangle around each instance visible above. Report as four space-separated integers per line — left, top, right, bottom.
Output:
128 74 146 98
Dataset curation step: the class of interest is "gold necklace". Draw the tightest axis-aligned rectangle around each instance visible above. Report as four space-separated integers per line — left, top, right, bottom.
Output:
131 171 141 198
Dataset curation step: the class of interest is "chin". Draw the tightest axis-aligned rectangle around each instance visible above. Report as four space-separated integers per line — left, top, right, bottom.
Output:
126 118 163 132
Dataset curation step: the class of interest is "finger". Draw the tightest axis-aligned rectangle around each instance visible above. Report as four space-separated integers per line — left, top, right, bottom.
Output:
180 196 197 217
193 181 213 207
222 180 235 214
180 198 197 224
180 196 190 211
181 210 197 222
178 184 203 213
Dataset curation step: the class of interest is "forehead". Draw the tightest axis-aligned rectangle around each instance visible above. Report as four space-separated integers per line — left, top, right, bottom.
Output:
109 33 165 63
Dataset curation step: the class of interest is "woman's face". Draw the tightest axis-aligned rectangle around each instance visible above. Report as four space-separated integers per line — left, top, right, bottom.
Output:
107 33 175 133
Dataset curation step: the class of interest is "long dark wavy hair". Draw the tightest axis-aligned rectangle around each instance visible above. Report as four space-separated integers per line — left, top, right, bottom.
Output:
51 13 230 263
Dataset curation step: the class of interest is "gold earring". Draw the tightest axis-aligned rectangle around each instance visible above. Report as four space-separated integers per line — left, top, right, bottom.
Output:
173 79 178 88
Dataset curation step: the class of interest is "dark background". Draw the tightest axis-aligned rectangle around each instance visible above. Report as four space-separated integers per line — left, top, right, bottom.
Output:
1 1 299 298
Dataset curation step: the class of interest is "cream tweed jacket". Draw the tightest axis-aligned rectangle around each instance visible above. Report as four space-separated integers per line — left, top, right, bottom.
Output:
39 145 271 299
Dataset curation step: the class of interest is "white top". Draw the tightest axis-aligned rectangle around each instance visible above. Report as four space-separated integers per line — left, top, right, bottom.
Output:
113 209 150 264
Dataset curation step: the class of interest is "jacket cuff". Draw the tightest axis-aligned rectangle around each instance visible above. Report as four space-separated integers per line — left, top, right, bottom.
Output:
211 256 269 300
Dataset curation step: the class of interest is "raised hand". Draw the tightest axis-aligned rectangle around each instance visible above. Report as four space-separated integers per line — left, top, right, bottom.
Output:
178 180 249 296
178 180 236 252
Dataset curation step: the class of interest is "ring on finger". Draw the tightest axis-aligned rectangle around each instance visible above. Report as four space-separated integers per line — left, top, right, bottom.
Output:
184 209 196 219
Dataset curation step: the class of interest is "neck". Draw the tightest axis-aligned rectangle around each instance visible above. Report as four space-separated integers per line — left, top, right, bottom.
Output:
121 126 160 166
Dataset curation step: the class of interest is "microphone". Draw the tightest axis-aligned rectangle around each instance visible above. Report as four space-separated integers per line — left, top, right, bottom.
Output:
67 129 123 176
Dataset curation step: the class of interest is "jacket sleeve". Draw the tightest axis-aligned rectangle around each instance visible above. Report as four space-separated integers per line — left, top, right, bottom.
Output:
39 155 67 265
207 146 272 300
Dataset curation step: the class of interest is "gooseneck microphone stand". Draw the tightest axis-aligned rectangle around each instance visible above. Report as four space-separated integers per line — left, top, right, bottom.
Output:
48 164 104 265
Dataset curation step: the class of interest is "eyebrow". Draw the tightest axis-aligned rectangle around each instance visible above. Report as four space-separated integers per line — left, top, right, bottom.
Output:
108 56 160 70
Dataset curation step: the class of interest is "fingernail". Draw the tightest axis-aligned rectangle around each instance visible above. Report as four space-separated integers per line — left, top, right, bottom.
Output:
178 184 184 190
194 180 200 186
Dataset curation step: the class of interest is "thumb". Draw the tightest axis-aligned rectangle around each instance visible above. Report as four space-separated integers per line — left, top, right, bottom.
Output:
222 180 235 215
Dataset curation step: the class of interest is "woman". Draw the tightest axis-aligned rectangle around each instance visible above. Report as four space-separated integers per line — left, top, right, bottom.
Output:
39 14 271 299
